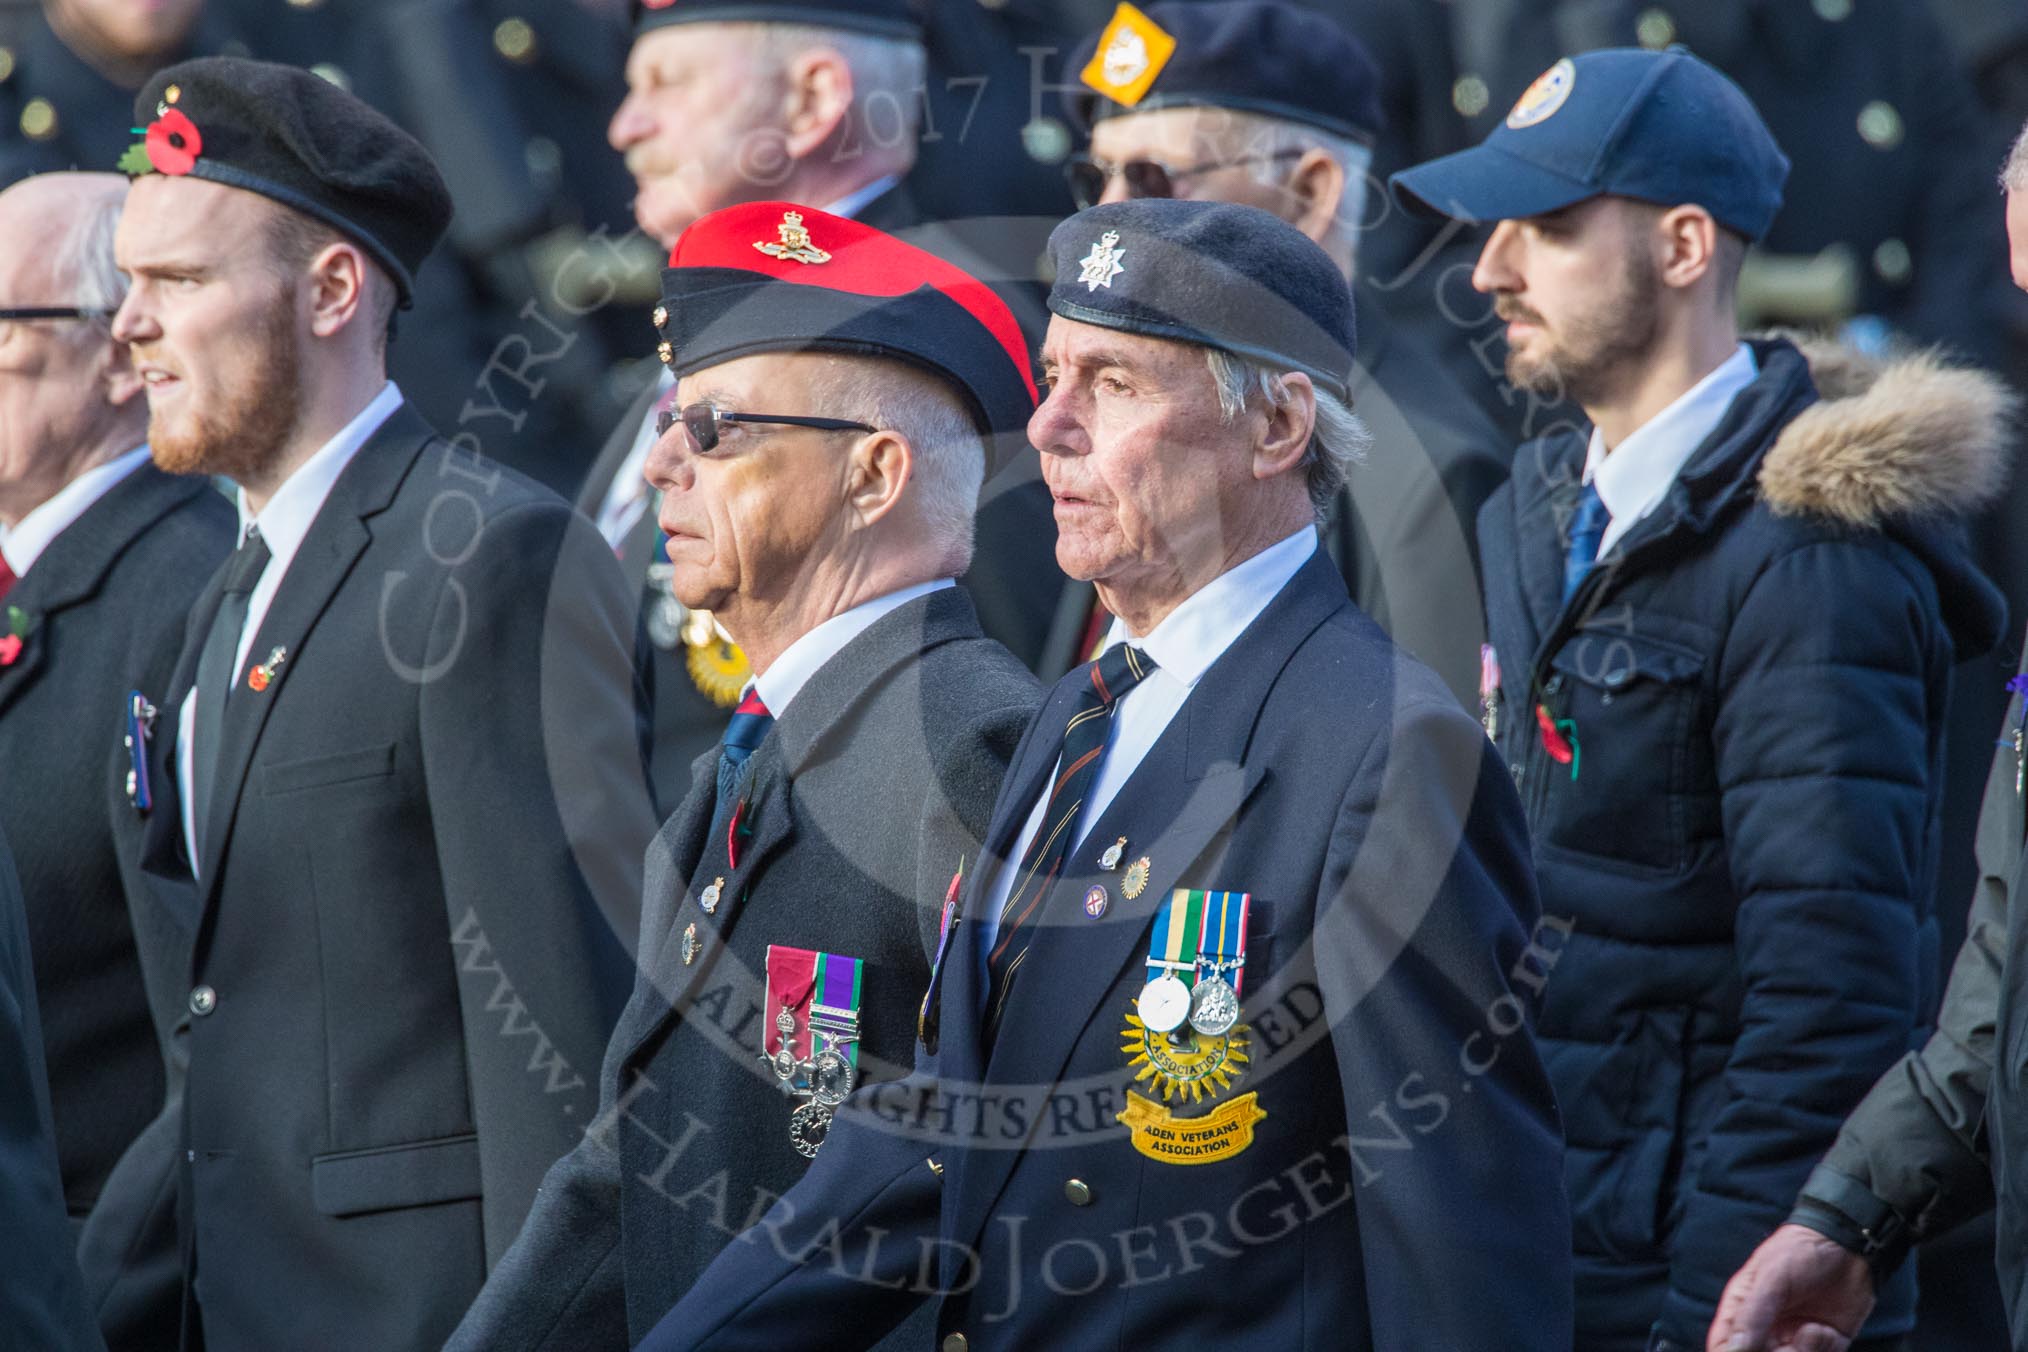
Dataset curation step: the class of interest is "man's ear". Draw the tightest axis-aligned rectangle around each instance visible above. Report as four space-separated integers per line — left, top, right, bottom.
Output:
1655 204 1719 292
305 240 370 340
1253 372 1316 483
1282 148 1346 247
846 429 913 527
782 47 855 161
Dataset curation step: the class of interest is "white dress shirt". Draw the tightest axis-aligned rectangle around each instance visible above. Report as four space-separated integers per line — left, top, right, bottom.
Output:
590 174 905 552
1585 344 1757 558
751 578 955 719
0 445 152 576
178 382 404 871
976 526 1318 960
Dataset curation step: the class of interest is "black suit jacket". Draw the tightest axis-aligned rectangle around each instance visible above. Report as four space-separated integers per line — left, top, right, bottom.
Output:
643 548 1573 1351
0 826 108 1352
0 464 232 1217
86 407 659 1352
446 585 1042 1351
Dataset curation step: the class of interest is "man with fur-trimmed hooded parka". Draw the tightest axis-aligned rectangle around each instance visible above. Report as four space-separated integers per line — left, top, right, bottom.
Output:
1392 49 2013 1352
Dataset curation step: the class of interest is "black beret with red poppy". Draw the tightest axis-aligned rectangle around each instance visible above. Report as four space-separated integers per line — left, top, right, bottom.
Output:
656 202 1036 472
125 57 452 305
632 0 918 41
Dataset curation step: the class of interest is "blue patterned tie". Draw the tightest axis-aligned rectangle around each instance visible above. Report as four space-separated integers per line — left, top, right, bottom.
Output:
1563 483 1610 602
710 688 773 841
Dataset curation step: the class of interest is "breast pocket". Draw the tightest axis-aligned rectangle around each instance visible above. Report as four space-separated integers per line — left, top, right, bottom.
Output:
262 743 397 796
1545 630 1707 872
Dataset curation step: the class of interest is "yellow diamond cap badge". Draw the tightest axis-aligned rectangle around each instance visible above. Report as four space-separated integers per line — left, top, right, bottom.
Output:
1080 2 1176 109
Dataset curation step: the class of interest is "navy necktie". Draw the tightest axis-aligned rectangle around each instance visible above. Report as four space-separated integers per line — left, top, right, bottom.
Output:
710 688 773 843
1563 483 1610 602
983 642 1157 1045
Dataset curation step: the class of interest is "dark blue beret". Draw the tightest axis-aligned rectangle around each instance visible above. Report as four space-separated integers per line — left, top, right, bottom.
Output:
1067 1 1383 145
1390 48 1789 242
633 0 918 41
128 58 450 305
1046 199 1354 400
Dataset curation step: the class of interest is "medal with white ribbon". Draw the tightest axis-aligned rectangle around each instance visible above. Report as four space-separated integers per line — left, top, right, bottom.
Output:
1136 889 1203 1034
1188 890 1249 1037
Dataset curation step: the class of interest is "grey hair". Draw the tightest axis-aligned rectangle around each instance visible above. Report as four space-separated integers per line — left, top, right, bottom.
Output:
2003 117 2028 193
754 24 926 162
1238 113 1373 259
53 188 127 331
809 358 985 572
1205 348 1369 515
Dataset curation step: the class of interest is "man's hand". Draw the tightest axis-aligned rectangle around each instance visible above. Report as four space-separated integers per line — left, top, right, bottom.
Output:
1706 1223 1876 1352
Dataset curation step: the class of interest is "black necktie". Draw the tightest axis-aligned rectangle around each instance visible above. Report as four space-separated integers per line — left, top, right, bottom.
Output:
193 528 270 860
983 643 1157 1044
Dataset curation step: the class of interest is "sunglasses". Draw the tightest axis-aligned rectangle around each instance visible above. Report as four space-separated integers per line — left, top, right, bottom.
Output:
654 401 878 453
0 307 110 323
1064 148 1306 210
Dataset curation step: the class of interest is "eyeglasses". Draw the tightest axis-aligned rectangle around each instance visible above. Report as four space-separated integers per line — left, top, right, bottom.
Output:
1064 149 1306 209
654 401 878 452
0 307 110 323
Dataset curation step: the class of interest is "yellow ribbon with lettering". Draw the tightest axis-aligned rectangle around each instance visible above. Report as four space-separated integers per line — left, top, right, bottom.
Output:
1116 1089 1266 1165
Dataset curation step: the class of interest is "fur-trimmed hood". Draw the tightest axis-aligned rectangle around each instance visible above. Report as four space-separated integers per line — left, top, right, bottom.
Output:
1758 335 2020 526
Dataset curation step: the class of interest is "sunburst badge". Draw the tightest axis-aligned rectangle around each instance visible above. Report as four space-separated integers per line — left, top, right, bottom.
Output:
1077 230 1127 292
1122 1009 1248 1103
754 210 832 265
686 637 751 708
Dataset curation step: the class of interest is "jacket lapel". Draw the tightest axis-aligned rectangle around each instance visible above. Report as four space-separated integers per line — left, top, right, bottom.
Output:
193 410 431 914
944 551 1346 1256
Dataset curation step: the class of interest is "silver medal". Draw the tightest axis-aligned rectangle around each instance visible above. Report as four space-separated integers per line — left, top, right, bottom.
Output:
1136 973 1192 1033
770 1006 801 1084
809 1046 857 1107
789 1102 833 1159
1189 975 1240 1037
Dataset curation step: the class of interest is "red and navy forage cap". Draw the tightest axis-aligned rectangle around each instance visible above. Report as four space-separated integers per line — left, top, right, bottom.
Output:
655 202 1038 472
633 0 918 41
122 57 453 305
1066 1 1383 144
1047 198 1355 401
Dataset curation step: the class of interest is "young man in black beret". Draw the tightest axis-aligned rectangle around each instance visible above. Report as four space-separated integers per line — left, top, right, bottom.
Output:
636 197 1570 1352
81 56 659 1352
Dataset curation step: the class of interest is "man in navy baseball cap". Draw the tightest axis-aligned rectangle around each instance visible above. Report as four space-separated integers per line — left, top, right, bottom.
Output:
1392 46 2011 1352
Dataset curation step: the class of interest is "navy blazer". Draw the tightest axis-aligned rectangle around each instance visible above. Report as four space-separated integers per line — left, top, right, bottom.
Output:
640 547 1572 1351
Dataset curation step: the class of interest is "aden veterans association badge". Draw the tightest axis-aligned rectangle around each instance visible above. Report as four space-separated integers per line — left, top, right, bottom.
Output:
1116 1010 1263 1164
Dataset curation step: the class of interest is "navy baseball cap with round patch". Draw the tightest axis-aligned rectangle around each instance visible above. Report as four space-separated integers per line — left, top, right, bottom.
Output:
1389 48 1790 241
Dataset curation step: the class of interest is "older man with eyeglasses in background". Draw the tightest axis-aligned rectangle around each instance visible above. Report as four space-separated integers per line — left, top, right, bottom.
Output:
0 172 233 1268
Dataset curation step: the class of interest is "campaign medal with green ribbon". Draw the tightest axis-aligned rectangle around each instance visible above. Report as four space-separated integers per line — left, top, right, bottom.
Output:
763 945 863 1159
1188 890 1249 1037
1135 888 1203 1034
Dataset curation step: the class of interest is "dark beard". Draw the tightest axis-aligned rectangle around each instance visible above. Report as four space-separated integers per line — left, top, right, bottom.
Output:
149 301 301 485
1503 250 1661 410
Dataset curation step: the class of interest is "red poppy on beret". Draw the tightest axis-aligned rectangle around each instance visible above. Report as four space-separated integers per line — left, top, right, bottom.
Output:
145 108 203 176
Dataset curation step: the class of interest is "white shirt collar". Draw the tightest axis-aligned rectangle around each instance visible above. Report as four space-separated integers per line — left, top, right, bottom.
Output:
239 382 402 554
752 577 956 717
1584 344 1757 557
1100 526 1318 687
823 174 902 221
0 445 152 576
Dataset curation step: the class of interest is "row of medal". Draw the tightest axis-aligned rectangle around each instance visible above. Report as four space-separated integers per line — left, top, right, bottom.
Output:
761 944 864 1159
1135 889 1249 1040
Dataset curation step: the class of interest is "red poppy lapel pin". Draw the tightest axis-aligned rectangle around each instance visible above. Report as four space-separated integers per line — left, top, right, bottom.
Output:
118 84 202 177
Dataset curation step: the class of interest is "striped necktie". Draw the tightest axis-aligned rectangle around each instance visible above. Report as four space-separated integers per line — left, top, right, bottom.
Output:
983 643 1157 1043
710 689 773 841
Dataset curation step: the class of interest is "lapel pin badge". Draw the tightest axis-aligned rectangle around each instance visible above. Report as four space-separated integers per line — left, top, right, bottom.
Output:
247 646 286 693
700 876 725 914
1098 836 1127 871
1121 855 1152 900
1084 884 1110 919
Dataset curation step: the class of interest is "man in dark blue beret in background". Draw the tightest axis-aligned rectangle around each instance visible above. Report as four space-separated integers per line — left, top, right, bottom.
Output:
80 55 659 1352
1041 0 1511 711
634 195 1570 1352
1394 46 2013 1352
